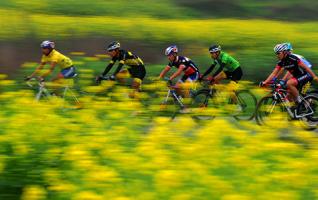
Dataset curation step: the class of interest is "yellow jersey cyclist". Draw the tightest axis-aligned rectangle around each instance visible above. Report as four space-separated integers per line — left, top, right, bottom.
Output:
96 41 146 92
26 40 76 81
260 43 318 103
199 44 243 86
159 45 200 97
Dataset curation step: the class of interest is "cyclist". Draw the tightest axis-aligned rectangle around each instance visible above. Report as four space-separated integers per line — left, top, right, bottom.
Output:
199 44 242 85
159 45 200 97
96 41 146 93
280 42 312 84
260 43 318 103
26 40 76 81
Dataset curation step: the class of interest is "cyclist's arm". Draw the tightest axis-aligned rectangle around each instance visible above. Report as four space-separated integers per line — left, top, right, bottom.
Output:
299 61 318 81
201 64 216 78
169 65 185 80
263 66 281 84
112 61 125 76
101 61 115 76
212 63 225 78
30 62 46 77
276 67 285 78
159 65 171 79
41 62 57 78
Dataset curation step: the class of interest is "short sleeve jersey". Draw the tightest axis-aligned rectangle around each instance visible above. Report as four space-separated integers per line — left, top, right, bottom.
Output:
276 54 307 78
41 49 73 69
168 56 199 76
212 52 240 72
109 49 144 68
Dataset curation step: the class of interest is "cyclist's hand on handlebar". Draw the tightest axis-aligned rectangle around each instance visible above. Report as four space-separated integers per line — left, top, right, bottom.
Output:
24 76 32 81
95 75 103 84
259 81 265 87
109 75 116 81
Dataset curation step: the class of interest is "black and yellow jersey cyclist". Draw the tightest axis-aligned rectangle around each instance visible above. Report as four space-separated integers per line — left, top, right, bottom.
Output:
27 40 76 81
200 44 242 85
96 41 146 92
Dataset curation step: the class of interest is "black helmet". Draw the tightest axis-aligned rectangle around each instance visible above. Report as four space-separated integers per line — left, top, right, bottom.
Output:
106 41 120 51
209 44 221 53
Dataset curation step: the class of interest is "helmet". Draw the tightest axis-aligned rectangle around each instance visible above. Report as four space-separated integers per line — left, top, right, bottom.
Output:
284 42 293 51
209 44 221 53
165 45 178 56
106 41 120 51
273 43 289 53
40 40 55 49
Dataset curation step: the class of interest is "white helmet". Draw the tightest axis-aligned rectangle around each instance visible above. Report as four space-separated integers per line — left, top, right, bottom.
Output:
40 40 55 49
273 43 289 53
106 41 120 51
165 45 178 56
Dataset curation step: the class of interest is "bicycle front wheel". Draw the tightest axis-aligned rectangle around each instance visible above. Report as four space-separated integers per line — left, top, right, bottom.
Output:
255 96 283 126
232 90 257 121
191 89 217 120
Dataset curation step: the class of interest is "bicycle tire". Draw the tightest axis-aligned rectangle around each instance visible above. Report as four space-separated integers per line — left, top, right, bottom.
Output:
232 90 257 121
191 89 216 120
255 96 282 125
297 94 318 130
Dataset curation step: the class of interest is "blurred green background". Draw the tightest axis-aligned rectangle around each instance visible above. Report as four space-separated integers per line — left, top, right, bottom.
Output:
1 0 318 81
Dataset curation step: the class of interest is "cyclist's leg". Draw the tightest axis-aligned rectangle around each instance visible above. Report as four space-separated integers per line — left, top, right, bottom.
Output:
213 71 227 84
116 69 130 84
298 73 313 95
287 77 299 102
226 67 243 103
130 66 146 91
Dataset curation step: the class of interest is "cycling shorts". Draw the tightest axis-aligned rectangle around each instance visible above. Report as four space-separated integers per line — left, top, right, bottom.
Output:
224 66 242 82
61 66 77 78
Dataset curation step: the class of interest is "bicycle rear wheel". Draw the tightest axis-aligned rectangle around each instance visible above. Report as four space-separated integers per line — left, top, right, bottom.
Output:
297 94 318 130
232 90 257 121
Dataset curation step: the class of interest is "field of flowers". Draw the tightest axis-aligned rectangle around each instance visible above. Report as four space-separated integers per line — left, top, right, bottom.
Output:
1 54 318 199
2 1 318 199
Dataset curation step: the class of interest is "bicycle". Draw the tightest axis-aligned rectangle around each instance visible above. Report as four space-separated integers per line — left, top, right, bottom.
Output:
153 79 193 119
25 77 82 110
255 79 318 130
191 79 257 120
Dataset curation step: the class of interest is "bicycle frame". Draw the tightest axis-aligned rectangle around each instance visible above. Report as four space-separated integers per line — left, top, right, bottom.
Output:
163 86 185 109
265 81 314 119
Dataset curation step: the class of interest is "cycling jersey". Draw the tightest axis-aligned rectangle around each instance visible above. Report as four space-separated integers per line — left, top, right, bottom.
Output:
41 49 73 70
213 52 240 72
202 51 241 79
167 56 199 76
102 49 146 79
275 54 308 78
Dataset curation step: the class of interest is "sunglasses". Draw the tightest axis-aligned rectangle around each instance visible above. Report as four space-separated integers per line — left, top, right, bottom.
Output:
275 51 283 55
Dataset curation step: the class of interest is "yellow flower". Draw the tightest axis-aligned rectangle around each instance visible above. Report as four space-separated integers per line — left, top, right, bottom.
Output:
73 191 104 200
21 185 47 200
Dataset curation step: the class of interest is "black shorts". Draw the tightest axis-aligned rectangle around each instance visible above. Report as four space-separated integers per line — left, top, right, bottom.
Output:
224 66 243 82
295 73 312 90
128 65 146 80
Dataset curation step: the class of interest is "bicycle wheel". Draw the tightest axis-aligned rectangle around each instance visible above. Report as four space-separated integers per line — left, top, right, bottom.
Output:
232 90 257 121
191 89 217 120
255 96 284 126
297 94 318 130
